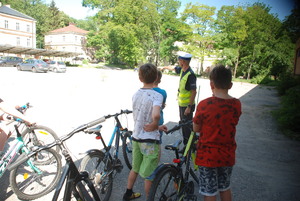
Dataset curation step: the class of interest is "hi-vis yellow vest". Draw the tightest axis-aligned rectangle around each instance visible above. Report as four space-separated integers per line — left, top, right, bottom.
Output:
178 70 193 107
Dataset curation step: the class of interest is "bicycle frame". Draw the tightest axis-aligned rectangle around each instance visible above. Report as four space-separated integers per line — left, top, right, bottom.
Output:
104 115 127 161
52 144 100 201
0 125 40 177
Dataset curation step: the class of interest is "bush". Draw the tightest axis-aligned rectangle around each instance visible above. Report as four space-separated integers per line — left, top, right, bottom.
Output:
273 84 300 140
276 75 300 96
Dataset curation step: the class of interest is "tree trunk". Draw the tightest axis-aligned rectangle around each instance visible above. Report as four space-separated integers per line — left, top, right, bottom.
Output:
233 55 239 78
247 63 252 80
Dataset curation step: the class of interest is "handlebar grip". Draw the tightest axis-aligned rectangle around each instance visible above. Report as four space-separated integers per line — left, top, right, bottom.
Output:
165 125 180 134
121 109 132 114
86 117 106 128
8 153 29 171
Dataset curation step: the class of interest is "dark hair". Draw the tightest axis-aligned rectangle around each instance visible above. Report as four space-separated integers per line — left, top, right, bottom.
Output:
209 65 232 89
154 70 162 84
139 63 158 84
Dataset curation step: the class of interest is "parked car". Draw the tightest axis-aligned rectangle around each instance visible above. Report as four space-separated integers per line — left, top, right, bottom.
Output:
16 59 49 73
48 61 66 73
0 56 23 67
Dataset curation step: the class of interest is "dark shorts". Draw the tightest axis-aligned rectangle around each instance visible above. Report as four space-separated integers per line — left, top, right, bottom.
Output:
198 166 233 196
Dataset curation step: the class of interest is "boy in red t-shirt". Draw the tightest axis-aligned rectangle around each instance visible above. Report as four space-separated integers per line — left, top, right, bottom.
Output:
193 65 242 201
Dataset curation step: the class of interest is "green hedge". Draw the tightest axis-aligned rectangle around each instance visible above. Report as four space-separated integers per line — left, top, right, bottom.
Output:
273 76 300 140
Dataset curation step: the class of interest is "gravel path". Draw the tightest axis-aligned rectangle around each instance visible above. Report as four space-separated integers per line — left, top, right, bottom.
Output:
0 67 299 201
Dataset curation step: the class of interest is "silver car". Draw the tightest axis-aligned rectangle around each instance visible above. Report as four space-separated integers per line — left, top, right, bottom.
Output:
49 61 66 73
16 59 49 73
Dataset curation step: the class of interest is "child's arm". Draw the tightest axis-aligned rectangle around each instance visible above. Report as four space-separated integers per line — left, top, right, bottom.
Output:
143 105 160 132
193 122 201 133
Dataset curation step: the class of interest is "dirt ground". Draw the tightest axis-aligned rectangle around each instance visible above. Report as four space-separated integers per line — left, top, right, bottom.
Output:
0 67 299 201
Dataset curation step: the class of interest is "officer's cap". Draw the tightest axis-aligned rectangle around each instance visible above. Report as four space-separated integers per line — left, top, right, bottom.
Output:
177 51 192 61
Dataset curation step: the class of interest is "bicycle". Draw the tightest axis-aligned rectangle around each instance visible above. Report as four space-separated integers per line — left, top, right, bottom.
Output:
1 122 62 201
147 120 200 201
9 111 132 201
79 109 133 201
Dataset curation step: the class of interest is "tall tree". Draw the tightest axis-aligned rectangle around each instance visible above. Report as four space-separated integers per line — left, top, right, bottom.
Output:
181 3 216 74
83 0 161 67
215 5 247 78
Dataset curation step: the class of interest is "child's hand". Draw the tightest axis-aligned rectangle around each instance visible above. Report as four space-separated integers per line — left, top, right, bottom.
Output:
143 122 158 132
159 125 168 132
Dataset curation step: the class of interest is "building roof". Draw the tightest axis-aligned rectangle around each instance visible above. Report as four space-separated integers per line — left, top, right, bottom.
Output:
0 5 35 21
49 23 88 35
0 45 80 57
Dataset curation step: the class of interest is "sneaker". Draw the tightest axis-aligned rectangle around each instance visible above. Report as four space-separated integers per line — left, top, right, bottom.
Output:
122 192 141 201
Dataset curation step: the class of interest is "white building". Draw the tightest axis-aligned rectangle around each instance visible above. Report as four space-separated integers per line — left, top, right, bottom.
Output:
0 4 36 48
44 23 89 60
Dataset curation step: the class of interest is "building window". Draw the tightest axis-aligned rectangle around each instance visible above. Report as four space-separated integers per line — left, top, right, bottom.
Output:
17 37 20 46
75 36 77 41
16 22 20 30
5 20 8 29
27 38 30 47
75 47 77 52
63 36 65 41
63 47 65 51
27 24 30 32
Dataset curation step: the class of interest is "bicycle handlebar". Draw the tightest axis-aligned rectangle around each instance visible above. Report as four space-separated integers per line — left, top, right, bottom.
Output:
165 120 193 134
104 109 132 119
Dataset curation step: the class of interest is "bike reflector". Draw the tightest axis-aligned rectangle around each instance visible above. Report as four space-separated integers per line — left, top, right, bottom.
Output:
173 158 181 163
23 173 29 179
39 131 48 135
96 136 101 140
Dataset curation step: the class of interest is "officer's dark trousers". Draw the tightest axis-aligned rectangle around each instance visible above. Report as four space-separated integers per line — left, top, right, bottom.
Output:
179 105 195 145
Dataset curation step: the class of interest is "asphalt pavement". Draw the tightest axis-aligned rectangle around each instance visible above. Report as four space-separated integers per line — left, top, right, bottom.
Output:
0 66 299 201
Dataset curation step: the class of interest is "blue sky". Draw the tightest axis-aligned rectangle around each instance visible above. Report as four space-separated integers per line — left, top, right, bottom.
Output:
45 0 295 20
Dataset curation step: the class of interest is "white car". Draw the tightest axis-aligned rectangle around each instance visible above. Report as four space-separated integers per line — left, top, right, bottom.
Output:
49 61 66 73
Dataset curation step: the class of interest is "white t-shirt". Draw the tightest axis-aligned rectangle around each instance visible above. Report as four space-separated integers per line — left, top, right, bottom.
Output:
132 88 163 141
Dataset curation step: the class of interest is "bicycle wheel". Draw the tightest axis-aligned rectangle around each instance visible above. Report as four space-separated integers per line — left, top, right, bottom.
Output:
147 166 181 201
122 131 132 170
79 150 113 201
22 125 60 154
9 148 62 200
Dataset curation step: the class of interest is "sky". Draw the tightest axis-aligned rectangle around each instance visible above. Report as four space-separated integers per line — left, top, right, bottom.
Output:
44 0 295 21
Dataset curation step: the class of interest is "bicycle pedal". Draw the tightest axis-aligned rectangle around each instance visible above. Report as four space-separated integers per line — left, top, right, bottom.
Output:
114 159 123 173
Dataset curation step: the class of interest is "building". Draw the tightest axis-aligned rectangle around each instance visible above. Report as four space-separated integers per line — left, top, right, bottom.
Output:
44 23 89 60
0 3 36 48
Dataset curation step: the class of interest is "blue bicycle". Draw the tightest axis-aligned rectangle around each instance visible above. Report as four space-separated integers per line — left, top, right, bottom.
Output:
0 122 61 200
79 109 133 201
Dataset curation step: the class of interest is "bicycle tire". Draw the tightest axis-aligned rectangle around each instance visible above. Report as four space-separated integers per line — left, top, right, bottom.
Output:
79 150 113 201
22 125 60 156
122 131 132 170
147 166 181 201
9 148 62 200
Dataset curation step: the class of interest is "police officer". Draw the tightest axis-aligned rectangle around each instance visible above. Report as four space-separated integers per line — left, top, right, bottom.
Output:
164 52 197 146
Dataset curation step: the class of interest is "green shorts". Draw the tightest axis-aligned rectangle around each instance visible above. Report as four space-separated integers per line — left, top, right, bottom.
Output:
132 141 159 180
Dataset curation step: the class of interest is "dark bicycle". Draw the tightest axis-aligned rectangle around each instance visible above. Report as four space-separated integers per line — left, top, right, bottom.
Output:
9 115 110 201
79 109 133 201
147 120 200 201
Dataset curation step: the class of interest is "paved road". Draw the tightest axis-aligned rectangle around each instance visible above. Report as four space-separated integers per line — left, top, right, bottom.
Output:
0 67 299 201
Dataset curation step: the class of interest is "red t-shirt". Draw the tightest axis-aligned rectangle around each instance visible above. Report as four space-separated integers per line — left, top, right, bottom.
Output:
193 97 241 167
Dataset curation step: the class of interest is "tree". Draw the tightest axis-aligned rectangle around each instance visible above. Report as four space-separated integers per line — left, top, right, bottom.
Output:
215 5 247 78
82 0 161 67
181 3 216 75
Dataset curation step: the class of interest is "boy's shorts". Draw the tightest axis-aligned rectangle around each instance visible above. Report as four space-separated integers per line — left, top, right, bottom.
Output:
132 141 159 180
198 166 233 196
